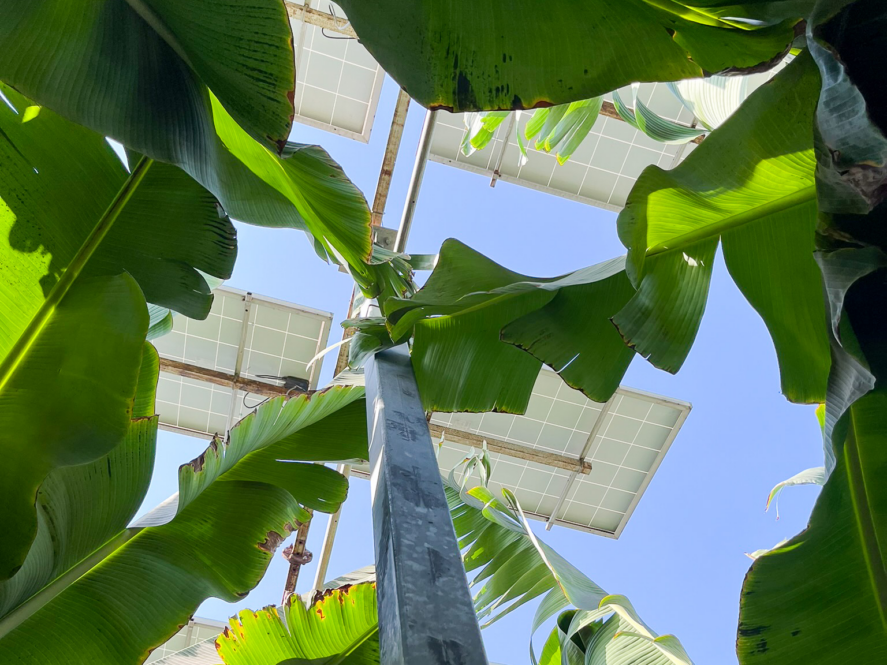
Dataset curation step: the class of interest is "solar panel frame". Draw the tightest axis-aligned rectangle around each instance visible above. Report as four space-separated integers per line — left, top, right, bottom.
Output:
288 0 386 142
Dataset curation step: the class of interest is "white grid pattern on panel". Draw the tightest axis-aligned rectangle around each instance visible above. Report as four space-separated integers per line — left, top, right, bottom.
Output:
429 369 690 538
559 392 685 535
155 377 263 440
145 618 225 663
289 2 384 142
152 286 332 391
156 374 232 438
430 369 605 459
438 442 572 523
153 286 332 440
429 82 697 212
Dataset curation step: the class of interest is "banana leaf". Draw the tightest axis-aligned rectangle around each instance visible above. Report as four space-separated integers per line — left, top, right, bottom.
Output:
335 0 798 111
443 463 692 664
612 87 706 144
0 0 293 157
613 52 829 404
0 83 236 320
806 0 887 451
738 4 887 661
462 111 510 156
385 240 635 412
0 78 246 578
216 581 379 665
738 389 887 662
0 377 369 664
0 2 399 299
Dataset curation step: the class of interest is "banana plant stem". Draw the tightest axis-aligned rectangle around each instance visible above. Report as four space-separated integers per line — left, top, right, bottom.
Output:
0 156 154 392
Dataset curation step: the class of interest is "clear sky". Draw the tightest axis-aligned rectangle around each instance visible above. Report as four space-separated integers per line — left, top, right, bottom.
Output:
138 76 825 665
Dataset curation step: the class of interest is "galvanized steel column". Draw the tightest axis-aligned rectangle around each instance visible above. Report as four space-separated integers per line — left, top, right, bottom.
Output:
364 345 488 665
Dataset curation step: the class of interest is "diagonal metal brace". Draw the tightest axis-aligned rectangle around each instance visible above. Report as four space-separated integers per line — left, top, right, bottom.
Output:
365 345 488 665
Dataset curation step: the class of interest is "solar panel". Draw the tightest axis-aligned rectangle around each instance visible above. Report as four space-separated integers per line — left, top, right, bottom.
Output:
145 618 226 663
151 285 689 538
288 1 385 142
344 367 690 538
152 286 333 439
429 82 698 211
428 368 689 537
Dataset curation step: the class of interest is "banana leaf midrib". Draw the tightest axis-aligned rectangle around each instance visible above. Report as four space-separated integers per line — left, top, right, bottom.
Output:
845 410 887 628
0 529 136 639
325 625 379 665
644 185 816 258
0 155 154 391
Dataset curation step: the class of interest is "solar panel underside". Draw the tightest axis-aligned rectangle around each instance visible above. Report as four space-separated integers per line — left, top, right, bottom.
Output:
288 1 385 142
152 287 333 439
429 82 699 211
430 369 690 538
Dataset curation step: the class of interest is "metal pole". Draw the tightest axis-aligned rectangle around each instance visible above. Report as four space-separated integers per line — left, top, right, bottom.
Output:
281 517 313 605
372 90 412 227
225 293 253 433
311 463 352 591
394 109 437 254
365 345 488 665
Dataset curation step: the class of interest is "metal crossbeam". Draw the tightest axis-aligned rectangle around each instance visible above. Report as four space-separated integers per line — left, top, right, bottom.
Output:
365 346 488 665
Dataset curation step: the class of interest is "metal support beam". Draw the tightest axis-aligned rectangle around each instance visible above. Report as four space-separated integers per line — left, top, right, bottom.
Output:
285 2 358 39
158 357 299 399
489 113 516 188
545 394 616 530
395 109 437 253
365 346 488 665
429 425 591 475
372 90 412 227
312 463 352 591
281 517 313 604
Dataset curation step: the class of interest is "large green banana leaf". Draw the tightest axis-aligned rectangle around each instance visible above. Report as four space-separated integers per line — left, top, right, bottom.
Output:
736 4 887 661
0 274 148 581
216 581 379 665
444 466 693 663
613 52 829 404
207 95 402 301
335 0 798 112
0 343 160 618
737 389 887 663
806 0 887 448
0 78 242 578
0 380 369 664
539 605 695 665
0 83 236 320
384 240 635 412
0 0 294 157
0 2 398 298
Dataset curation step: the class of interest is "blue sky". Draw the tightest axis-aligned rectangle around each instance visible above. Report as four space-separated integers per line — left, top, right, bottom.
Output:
140 76 825 664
